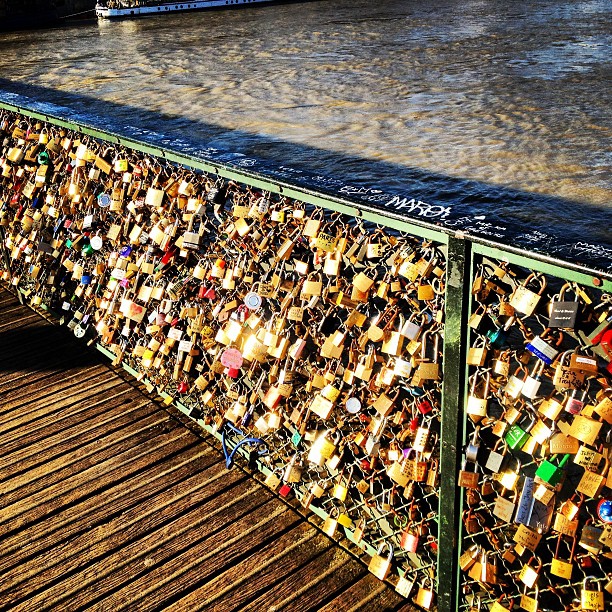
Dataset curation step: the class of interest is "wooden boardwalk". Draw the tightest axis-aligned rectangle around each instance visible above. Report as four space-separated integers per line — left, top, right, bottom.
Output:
0 289 414 612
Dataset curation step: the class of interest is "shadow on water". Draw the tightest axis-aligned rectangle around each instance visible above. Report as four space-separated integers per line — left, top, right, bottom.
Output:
0 316 103 371
1 78 611 271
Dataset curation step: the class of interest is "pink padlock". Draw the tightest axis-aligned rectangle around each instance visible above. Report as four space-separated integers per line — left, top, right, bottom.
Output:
400 525 420 552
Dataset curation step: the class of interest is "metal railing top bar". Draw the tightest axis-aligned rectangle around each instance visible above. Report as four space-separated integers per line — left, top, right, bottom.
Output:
2 94 610 279
0 97 448 246
470 239 612 291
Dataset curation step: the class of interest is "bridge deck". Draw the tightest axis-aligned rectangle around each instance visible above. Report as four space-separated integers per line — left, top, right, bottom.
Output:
0 289 413 612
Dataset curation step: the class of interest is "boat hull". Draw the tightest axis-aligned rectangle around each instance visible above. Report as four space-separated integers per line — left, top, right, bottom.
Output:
96 0 278 19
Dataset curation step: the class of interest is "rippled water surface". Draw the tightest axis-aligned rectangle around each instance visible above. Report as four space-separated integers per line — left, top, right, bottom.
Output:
0 0 610 251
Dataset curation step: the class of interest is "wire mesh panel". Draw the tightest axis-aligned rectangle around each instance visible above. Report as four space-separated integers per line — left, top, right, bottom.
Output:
0 108 446 609
458 254 612 612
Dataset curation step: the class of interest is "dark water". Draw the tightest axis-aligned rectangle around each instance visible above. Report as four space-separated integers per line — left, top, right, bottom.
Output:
0 0 610 266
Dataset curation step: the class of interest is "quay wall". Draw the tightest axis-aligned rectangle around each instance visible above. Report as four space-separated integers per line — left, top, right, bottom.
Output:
0 0 95 30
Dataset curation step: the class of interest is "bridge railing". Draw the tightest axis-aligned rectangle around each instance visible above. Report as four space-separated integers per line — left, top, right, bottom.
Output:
1 100 611 612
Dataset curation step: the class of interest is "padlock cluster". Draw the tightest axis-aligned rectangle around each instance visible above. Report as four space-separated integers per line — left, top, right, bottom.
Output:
0 110 446 606
460 260 612 611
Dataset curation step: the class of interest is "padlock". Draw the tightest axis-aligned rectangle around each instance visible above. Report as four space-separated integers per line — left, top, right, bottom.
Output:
479 549 498 585
282 453 303 483
548 282 580 328
576 456 610 499
458 459 480 489
492 348 511 377
581 576 605 610
486 315 515 348
519 586 539 612
535 454 570 487
510 272 546 316
413 330 441 381
307 430 339 466
493 487 517 522
569 347 599 374
459 543 480 571
579 519 604 554
405 449 428 482
467 336 488 366
550 532 577 579
547 422 580 454
465 425 481 463
331 467 352 502
462 507 481 534
553 349 586 391
322 507 340 538
368 542 393 580
489 595 513 612
413 578 434 609
498 456 521 490
564 385 589 415
574 445 604 470
504 365 527 400
484 439 508 473
399 521 421 552
518 555 542 588
525 332 562 365
505 414 536 450
521 360 546 400
466 371 490 422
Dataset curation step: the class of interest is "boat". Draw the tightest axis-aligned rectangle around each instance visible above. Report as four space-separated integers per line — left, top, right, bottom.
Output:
95 0 279 19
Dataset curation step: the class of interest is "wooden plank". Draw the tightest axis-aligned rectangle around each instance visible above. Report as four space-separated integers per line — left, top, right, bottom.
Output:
0 290 18 305
0 361 93 394
0 365 106 407
0 310 39 327
168 522 328 611
1 459 253 610
0 396 158 480
0 322 62 351
232 545 368 611
0 299 38 316
0 374 132 430
86 500 301 612
0 399 160 505
0 442 220 572
0 382 138 451
0 427 195 538
0 328 104 373
316 573 408 612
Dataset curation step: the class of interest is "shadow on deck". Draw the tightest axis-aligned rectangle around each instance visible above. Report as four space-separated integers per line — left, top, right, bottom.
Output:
0 289 414 611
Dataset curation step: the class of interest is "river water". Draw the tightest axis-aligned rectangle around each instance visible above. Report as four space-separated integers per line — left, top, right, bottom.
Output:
0 0 610 266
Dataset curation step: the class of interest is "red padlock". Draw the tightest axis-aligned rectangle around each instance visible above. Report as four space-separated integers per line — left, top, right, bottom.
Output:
418 399 433 415
177 380 189 394
203 286 216 300
600 329 612 359
278 483 292 498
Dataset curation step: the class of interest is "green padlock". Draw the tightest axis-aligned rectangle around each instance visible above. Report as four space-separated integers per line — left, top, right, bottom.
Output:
505 415 535 450
535 454 570 487
81 243 94 257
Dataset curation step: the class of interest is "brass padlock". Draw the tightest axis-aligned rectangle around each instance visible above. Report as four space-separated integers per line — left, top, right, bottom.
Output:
368 543 393 580
518 555 542 588
413 578 434 609
581 576 605 610
510 272 546 316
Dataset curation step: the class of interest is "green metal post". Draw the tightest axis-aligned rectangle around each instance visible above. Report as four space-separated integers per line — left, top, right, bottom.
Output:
437 235 471 612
